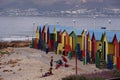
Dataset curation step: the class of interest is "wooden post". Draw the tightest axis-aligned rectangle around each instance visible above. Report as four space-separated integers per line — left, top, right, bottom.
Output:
75 52 78 75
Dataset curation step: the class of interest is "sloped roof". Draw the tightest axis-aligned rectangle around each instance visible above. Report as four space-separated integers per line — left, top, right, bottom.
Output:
115 32 120 42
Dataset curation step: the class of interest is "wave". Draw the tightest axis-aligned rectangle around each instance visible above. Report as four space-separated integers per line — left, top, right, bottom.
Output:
0 36 33 42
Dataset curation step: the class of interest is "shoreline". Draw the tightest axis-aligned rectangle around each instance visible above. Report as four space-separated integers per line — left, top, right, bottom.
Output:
0 41 31 49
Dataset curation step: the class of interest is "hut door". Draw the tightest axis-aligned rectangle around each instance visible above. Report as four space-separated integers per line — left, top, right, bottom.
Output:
44 33 46 42
72 37 76 51
64 36 66 47
103 42 106 60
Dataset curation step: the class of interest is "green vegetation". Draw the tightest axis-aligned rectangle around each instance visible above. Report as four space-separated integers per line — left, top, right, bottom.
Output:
114 70 120 77
0 50 9 54
62 70 120 80
62 75 104 80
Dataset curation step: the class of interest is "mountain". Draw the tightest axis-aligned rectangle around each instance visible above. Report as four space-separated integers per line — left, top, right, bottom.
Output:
0 0 120 11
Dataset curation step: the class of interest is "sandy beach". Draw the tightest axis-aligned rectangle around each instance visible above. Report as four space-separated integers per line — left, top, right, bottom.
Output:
0 47 108 80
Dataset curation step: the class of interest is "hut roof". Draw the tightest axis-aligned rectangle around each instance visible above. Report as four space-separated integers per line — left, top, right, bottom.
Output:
115 32 120 42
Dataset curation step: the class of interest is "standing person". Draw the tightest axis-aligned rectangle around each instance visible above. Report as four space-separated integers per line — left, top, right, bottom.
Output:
61 55 67 66
50 56 53 68
45 43 49 54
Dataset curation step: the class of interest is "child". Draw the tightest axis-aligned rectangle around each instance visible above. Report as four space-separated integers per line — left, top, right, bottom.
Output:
50 56 53 68
41 67 53 78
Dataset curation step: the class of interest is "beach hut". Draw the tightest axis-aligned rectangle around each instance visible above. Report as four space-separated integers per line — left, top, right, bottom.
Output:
79 30 88 60
112 34 118 68
33 26 39 49
57 27 67 54
48 25 56 51
101 32 108 62
36 26 39 39
115 32 120 69
105 31 116 69
100 31 117 69
41 25 46 51
56 26 73 55
63 28 73 56
53 26 64 53
57 27 68 55
91 33 96 63
115 32 120 57
74 29 83 59
38 26 42 49
57 30 63 54
89 29 105 63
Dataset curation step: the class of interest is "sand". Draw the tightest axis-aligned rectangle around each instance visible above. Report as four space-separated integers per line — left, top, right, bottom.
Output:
0 47 107 80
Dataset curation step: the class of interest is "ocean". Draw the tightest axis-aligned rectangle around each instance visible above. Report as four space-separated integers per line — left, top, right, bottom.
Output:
0 16 120 41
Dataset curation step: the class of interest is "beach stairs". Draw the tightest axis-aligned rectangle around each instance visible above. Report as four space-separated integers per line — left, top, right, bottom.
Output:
99 60 107 69
96 51 107 69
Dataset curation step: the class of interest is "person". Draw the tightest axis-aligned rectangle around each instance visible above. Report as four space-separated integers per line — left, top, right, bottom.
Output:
50 56 53 68
61 55 69 67
62 55 67 64
41 67 53 78
45 43 49 54
68 51 72 60
55 59 63 69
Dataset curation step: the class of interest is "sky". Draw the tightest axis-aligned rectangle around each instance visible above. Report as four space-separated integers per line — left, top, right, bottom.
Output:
0 0 120 10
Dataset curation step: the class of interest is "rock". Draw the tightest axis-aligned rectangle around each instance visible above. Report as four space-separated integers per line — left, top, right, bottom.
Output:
11 64 16 67
13 72 15 74
3 69 9 72
0 78 4 80
18 68 22 71
8 59 17 64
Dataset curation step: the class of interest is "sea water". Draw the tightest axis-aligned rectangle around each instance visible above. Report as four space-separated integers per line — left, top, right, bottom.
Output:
0 16 120 41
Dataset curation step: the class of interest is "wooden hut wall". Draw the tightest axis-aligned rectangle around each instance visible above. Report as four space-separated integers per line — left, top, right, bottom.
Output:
72 37 76 51
102 34 108 62
113 35 120 57
54 28 57 42
65 34 70 45
69 31 77 51
62 31 66 48
91 35 96 62
78 36 82 52
36 27 39 39
70 36 72 50
49 33 55 51
87 33 92 57
81 31 85 51
119 42 120 56
108 43 114 55
42 26 46 43
45 27 48 43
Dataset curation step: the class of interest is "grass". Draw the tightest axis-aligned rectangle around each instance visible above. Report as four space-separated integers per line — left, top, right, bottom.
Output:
62 70 120 80
62 75 104 80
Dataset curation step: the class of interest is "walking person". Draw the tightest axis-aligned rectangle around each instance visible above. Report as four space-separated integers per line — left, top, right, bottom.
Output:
45 43 49 54
50 56 53 68
61 55 68 66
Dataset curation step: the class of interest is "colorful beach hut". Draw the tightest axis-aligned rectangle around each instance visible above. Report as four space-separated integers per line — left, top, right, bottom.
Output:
47 25 56 51
38 26 42 49
115 32 120 69
89 29 105 63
